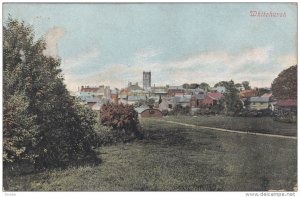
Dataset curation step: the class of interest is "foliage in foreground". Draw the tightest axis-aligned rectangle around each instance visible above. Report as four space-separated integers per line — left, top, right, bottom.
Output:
3 17 99 170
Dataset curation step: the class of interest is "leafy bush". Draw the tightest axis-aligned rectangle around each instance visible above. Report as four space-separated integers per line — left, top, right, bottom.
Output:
169 105 191 116
94 121 131 145
100 103 142 142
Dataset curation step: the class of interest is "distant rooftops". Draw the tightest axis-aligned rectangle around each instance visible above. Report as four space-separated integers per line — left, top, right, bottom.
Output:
249 96 270 103
168 86 184 90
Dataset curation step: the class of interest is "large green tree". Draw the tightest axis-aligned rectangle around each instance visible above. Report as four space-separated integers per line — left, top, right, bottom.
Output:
199 82 210 91
214 81 230 89
3 18 98 169
242 81 251 90
224 80 243 114
271 65 297 99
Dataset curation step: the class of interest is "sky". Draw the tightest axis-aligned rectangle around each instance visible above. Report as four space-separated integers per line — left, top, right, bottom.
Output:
3 3 298 91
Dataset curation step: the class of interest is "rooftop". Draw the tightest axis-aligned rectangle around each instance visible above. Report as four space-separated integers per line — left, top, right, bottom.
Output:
275 99 297 107
249 96 270 103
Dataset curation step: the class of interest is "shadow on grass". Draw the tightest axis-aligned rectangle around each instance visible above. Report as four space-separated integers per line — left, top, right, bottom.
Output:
142 127 192 147
3 151 102 191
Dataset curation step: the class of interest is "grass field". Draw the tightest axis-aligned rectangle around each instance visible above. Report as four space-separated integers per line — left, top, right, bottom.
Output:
164 115 297 137
4 118 297 191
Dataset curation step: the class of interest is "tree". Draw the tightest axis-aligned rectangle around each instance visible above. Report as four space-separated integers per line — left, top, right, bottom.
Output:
242 81 251 90
235 83 243 90
146 98 155 108
199 82 210 91
190 83 200 89
182 83 190 89
272 65 297 99
224 80 243 115
3 17 99 169
158 95 162 104
214 81 230 89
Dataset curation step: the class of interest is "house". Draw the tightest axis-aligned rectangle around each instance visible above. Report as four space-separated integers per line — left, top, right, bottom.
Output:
150 87 168 97
261 93 273 98
78 85 111 99
211 86 226 93
274 99 297 112
201 92 225 107
127 82 143 92
185 88 205 95
273 99 297 122
173 95 192 107
240 89 258 98
159 97 174 111
167 86 185 96
190 93 206 108
249 96 271 111
86 97 101 109
78 86 98 97
119 82 144 99
127 95 147 105
91 102 104 116
111 89 119 103
135 107 163 118
119 89 129 99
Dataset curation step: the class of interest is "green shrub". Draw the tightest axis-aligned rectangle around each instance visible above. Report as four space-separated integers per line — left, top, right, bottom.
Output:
169 105 191 116
100 103 142 142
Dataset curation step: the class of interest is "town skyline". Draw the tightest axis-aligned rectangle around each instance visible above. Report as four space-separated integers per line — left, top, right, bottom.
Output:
3 3 297 91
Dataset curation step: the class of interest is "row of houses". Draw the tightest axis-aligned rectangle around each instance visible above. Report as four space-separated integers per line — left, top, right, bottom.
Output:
75 82 296 119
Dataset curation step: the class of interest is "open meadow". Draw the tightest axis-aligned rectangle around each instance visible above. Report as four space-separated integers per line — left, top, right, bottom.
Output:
4 118 297 191
164 115 297 137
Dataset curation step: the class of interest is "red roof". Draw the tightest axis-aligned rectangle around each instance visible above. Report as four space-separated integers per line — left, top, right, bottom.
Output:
207 92 224 100
275 99 297 107
240 89 258 98
261 93 272 98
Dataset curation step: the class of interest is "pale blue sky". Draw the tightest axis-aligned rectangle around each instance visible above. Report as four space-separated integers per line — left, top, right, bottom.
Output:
3 3 297 91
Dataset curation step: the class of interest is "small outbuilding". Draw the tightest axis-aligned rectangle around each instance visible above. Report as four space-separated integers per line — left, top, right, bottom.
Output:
135 107 163 118
273 99 297 122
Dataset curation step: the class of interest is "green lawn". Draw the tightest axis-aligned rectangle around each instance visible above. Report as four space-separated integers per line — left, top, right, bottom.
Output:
164 115 297 137
4 118 297 191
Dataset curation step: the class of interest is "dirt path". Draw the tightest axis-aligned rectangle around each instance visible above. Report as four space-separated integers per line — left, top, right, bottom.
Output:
154 119 297 140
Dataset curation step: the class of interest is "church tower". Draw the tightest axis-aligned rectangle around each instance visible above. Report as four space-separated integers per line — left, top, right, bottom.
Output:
143 71 151 90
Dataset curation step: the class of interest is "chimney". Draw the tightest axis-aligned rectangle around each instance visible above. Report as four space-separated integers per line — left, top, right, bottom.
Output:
136 82 138 86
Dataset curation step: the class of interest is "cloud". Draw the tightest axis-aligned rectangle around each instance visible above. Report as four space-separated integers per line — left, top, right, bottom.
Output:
62 48 101 70
63 46 286 91
61 48 101 91
63 64 141 91
43 27 65 58
134 46 162 59
277 53 297 68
